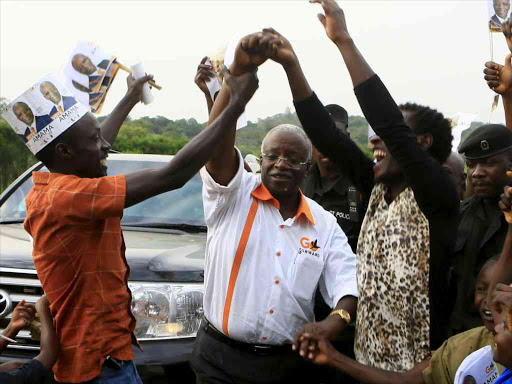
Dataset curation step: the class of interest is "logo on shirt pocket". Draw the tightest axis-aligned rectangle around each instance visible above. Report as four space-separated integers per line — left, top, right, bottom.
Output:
299 237 320 257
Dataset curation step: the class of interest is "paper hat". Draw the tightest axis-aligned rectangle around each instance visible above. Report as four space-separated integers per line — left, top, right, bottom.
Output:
2 73 88 155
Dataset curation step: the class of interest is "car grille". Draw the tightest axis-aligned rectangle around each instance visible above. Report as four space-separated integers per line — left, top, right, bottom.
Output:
0 267 43 353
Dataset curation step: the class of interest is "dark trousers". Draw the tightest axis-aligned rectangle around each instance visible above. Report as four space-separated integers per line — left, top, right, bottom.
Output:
191 322 321 384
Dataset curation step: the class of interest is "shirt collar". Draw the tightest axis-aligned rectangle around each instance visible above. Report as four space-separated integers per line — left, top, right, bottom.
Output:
251 182 315 226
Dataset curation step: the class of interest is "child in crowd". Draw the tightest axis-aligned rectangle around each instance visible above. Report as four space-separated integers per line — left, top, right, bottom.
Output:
300 257 500 384
0 296 59 384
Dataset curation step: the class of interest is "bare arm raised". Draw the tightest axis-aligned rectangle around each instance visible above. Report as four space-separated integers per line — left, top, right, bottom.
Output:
100 74 154 145
484 19 512 132
204 32 278 186
124 67 259 207
194 56 217 115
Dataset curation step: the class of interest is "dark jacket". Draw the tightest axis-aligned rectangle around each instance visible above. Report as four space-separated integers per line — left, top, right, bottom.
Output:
294 75 460 349
449 196 508 334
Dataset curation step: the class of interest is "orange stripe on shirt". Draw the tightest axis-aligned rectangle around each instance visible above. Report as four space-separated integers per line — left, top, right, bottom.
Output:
222 198 259 336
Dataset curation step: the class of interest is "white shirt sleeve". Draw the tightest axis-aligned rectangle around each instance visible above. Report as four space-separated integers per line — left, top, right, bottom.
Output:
319 223 358 308
200 148 245 227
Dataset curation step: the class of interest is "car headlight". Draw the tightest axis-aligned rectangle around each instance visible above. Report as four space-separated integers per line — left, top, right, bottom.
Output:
129 282 204 340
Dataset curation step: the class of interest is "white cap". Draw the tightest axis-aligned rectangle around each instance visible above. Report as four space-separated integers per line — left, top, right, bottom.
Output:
2 73 88 154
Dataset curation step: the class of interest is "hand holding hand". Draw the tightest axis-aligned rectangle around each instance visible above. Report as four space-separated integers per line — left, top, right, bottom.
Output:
220 66 259 109
231 32 276 75
126 73 154 104
8 300 35 333
292 317 344 360
310 0 351 45
298 333 337 365
484 56 512 96
195 56 217 95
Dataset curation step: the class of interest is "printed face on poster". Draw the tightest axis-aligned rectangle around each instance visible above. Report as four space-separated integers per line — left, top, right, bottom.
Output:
1 73 88 154
489 0 512 32
63 41 119 115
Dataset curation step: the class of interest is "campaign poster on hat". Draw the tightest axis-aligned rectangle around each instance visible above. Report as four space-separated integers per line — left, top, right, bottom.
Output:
1 73 88 154
489 0 511 32
63 41 120 115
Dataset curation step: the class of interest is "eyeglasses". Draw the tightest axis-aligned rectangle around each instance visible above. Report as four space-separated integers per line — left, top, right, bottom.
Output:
261 153 308 169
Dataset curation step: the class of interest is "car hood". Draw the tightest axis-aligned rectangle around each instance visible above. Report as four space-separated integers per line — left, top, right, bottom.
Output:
0 223 205 282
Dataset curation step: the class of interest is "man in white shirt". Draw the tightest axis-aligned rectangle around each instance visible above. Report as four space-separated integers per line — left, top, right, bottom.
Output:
190 49 357 384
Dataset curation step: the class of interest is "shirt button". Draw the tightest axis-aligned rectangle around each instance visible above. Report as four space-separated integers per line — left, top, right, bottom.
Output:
269 309 274 314
276 252 281 257
275 280 279 285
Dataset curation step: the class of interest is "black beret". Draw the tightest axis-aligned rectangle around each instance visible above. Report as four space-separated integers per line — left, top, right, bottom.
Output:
458 124 512 160
325 104 348 126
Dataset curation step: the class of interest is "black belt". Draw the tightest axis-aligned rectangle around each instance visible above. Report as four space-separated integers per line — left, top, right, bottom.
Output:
202 318 292 355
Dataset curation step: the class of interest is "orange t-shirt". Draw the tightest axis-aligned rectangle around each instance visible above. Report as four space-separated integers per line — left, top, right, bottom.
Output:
24 171 138 383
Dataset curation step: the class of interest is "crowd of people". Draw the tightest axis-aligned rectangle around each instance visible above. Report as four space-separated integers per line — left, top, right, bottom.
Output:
3 0 512 383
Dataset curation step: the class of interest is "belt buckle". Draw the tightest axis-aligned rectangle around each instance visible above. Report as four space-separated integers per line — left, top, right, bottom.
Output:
252 344 272 354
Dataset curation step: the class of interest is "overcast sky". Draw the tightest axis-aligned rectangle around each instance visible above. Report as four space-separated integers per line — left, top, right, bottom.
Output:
1 1 510 127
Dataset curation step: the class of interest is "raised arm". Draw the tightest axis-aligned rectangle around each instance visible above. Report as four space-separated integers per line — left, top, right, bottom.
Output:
484 19 512 132
240 29 374 194
204 33 277 186
312 0 458 213
194 56 216 115
100 74 153 145
124 67 259 207
34 296 59 370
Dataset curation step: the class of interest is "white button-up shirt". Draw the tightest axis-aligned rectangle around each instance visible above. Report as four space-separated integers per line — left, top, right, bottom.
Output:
200 149 358 345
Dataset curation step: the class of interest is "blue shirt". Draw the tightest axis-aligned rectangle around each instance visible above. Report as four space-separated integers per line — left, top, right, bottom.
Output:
496 368 512 384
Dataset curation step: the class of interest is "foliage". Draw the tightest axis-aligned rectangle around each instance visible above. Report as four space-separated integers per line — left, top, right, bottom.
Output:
0 105 376 194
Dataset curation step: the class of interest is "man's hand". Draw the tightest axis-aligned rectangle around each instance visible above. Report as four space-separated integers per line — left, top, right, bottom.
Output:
299 333 337 365
503 18 512 54
236 29 299 71
125 73 154 104
35 295 50 315
292 316 346 360
490 283 512 325
484 57 512 96
195 56 216 95
310 0 352 46
7 300 35 333
230 32 280 75
220 66 259 109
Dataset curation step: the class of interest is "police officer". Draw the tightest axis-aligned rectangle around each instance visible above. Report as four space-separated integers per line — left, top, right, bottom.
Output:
450 124 512 335
302 104 366 384
302 104 366 254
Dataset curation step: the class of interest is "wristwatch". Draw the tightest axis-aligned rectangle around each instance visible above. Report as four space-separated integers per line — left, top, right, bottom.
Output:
329 309 351 325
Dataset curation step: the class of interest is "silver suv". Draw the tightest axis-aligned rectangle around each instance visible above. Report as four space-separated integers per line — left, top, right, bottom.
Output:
0 154 206 383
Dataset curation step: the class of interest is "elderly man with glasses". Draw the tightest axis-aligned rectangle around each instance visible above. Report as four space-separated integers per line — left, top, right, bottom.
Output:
190 53 358 384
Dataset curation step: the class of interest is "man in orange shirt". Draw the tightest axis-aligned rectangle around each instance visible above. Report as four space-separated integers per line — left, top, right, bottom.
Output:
3 67 259 383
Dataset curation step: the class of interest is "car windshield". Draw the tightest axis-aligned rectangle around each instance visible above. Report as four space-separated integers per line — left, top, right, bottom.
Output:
0 158 205 228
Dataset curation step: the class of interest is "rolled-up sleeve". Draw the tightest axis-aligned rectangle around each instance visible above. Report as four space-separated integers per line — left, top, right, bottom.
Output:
319 223 358 308
200 148 245 226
